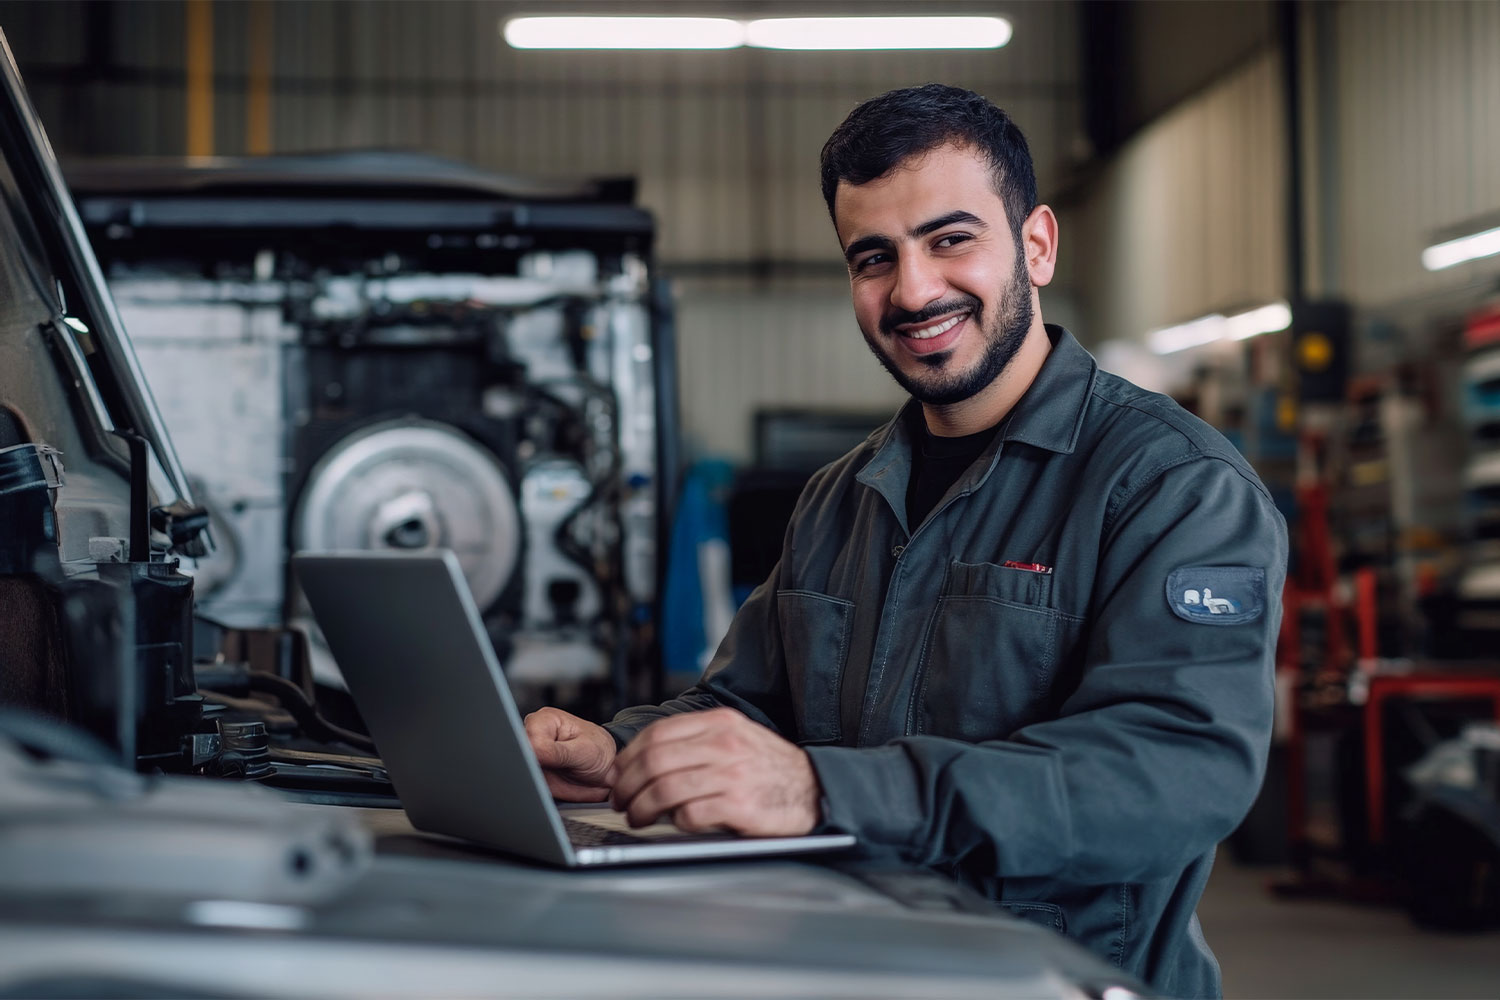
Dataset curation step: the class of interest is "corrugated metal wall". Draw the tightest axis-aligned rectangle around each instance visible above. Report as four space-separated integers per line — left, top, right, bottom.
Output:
1333 0 1500 308
1062 0 1500 349
1062 49 1287 348
1 0 1083 460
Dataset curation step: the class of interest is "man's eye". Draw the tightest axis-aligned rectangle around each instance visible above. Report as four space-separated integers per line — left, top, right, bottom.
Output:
853 253 890 272
935 233 972 248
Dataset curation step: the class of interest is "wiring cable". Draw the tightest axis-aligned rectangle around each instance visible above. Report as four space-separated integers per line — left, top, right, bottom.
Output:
196 664 377 754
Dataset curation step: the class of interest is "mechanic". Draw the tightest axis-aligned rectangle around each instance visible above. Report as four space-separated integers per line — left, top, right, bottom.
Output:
526 84 1287 998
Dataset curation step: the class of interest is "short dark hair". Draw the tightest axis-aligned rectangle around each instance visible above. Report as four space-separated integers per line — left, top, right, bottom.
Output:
820 84 1037 239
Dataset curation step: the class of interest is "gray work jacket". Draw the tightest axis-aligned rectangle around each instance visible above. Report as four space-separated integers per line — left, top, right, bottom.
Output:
610 326 1288 998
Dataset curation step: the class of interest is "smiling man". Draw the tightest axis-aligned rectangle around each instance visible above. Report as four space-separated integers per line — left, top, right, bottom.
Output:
526 85 1287 998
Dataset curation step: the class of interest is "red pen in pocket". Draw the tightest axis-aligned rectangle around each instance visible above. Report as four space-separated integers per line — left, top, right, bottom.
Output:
1002 560 1053 574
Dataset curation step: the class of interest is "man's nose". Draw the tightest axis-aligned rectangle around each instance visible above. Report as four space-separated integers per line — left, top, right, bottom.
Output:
889 253 945 314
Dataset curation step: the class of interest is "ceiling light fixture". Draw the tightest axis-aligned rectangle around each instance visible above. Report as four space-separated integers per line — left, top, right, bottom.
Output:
744 16 1012 50
502 16 745 50
1148 301 1292 355
1422 224 1500 272
1148 315 1227 355
1225 302 1293 341
500 15 1012 51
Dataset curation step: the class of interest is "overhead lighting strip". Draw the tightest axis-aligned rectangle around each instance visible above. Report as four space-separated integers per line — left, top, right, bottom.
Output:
503 16 745 50
502 16 1012 51
1148 302 1292 355
745 17 1012 51
1422 225 1500 272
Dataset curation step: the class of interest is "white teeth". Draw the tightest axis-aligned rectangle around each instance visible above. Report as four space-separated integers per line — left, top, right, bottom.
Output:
906 313 965 340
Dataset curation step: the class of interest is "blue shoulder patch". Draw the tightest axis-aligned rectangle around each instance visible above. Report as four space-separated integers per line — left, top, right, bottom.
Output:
1166 566 1266 626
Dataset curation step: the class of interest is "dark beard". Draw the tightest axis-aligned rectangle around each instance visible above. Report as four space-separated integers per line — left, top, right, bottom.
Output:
864 248 1034 407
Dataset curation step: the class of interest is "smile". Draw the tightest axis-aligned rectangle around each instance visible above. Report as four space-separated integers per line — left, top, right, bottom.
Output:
892 310 971 357
902 313 967 340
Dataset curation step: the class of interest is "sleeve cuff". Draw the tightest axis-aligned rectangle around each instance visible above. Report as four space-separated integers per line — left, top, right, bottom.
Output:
803 744 928 854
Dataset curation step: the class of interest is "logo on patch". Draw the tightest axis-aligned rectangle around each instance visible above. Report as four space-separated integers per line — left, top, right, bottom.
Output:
1167 566 1265 626
1181 588 1239 616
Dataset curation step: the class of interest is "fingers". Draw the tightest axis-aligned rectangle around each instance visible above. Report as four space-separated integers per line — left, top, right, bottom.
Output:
607 709 757 828
671 795 740 834
524 707 615 780
523 707 577 752
603 707 821 837
544 771 612 803
609 736 719 811
535 732 593 770
609 707 738 778
618 761 719 827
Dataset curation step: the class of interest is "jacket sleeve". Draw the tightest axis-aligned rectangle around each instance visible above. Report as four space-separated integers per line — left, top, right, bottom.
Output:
604 565 798 744
603 463 823 746
803 456 1287 884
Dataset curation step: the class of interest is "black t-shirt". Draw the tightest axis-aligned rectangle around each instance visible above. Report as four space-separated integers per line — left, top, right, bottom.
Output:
905 412 1002 529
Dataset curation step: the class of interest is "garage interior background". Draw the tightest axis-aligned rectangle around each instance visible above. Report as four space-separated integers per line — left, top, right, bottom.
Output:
3 1 1500 996
6 1 1498 457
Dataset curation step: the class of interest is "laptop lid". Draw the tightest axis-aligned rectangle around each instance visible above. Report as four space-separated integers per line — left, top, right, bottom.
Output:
294 550 576 866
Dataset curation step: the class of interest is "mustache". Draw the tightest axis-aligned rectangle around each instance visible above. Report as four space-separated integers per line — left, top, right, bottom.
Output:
880 295 982 336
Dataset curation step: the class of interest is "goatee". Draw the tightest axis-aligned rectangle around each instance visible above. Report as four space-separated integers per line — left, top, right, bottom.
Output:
864 248 1034 407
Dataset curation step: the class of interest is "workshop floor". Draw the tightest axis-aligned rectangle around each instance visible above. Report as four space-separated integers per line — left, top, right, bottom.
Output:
1199 858 1500 999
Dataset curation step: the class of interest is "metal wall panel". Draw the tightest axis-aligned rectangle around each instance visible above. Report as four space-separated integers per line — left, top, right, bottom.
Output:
1061 0 1497 341
673 277 907 460
1336 0 1500 308
1063 50 1286 348
0 0 88 63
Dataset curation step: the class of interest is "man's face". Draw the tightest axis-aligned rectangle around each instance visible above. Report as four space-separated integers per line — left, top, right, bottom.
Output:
834 143 1034 407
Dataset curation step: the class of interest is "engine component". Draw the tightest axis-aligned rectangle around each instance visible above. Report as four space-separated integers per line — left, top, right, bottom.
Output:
519 459 600 628
295 420 521 612
217 720 274 780
68 152 677 719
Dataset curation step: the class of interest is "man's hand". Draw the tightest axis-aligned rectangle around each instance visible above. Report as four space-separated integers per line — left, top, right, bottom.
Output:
606 707 821 837
523 707 616 802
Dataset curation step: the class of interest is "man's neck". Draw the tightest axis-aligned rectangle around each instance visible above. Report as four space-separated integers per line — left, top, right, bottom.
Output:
920 319 1053 437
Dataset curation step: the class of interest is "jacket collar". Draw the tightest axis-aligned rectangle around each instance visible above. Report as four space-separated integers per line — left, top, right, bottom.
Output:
997 324 1097 457
855 325 1097 532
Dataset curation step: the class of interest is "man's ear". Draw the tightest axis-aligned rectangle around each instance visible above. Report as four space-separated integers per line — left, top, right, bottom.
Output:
1022 205 1059 287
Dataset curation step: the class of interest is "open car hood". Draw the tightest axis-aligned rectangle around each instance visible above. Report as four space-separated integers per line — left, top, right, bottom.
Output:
0 30 201 555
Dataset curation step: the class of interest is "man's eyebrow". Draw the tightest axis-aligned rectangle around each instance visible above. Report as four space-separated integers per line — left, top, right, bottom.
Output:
910 210 985 238
843 210 987 263
843 234 894 264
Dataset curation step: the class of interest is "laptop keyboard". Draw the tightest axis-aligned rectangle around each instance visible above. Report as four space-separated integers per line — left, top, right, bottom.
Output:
562 816 654 847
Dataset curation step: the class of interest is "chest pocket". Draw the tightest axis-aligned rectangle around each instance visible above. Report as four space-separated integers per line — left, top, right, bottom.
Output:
910 560 1061 741
776 590 853 745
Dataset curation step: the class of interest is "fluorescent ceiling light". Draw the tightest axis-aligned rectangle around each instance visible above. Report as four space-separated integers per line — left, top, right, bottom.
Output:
500 15 1013 51
1225 301 1292 340
1149 315 1225 355
1422 225 1500 271
503 16 745 50
745 16 1012 50
1149 301 1291 355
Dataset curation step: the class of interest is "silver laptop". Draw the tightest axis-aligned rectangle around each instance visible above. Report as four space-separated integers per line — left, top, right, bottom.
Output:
293 550 856 867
